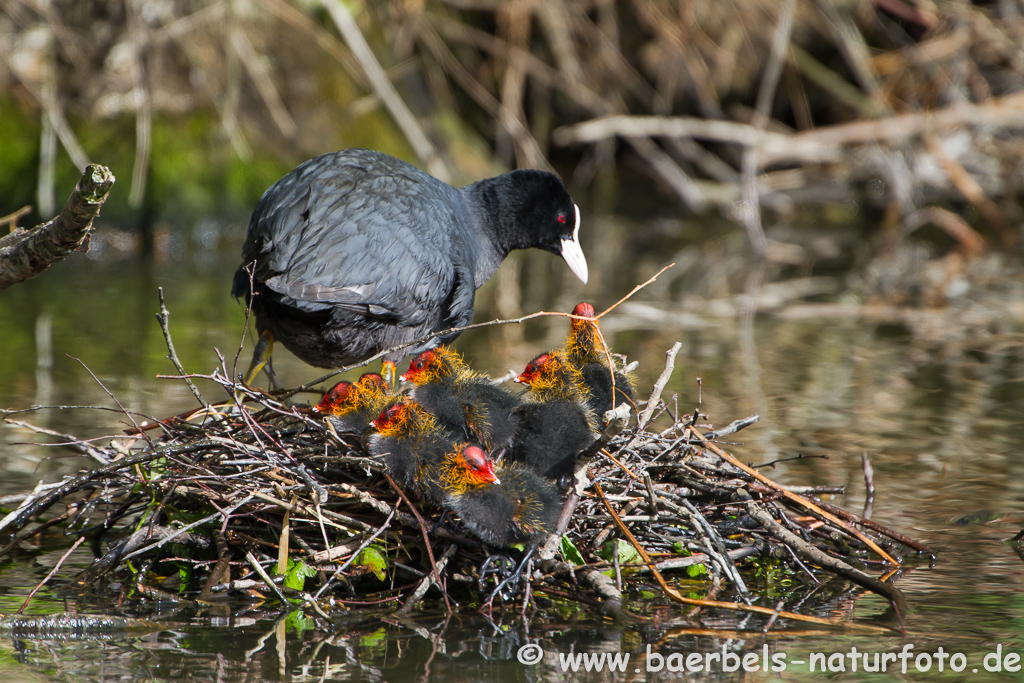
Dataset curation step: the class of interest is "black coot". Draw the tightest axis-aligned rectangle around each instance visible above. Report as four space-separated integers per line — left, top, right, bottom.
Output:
232 148 588 375
440 445 563 603
563 302 635 420
401 346 521 454
509 351 597 484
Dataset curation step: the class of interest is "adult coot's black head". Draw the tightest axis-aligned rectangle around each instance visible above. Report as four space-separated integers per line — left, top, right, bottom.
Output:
232 149 587 377
462 169 587 285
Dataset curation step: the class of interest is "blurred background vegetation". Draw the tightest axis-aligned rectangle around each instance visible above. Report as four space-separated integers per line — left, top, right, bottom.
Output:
3 0 1023 242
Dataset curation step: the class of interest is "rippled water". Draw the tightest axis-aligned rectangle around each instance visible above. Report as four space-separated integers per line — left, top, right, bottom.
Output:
1 213 1023 682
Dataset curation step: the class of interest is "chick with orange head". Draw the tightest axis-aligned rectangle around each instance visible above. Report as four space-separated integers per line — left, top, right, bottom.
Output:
401 346 521 454
562 302 635 421
312 371 391 434
509 350 597 484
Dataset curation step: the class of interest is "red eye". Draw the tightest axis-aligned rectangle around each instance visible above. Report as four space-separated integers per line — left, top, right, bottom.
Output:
557 214 567 224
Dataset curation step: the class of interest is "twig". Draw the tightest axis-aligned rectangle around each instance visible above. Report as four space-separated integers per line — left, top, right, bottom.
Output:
861 452 875 521
687 427 900 565
638 341 682 429
156 287 207 409
745 502 906 619
384 473 452 615
17 536 85 614
739 0 795 256
594 483 891 632
68 355 149 442
245 550 290 606
703 415 760 439
320 0 447 179
0 164 115 291
395 544 457 619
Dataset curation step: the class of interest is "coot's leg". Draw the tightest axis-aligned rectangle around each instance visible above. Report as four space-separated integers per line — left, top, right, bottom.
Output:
263 355 283 393
432 510 461 536
478 553 515 590
243 329 276 386
481 545 537 607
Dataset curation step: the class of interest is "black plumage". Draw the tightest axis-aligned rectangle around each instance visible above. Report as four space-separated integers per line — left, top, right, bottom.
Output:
444 459 562 548
232 148 588 371
509 351 597 484
401 346 521 453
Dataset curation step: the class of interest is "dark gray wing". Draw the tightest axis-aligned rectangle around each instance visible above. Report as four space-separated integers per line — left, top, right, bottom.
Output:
239 150 476 329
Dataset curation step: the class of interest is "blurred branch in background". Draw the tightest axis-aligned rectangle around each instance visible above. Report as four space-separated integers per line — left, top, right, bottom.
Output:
0 164 115 291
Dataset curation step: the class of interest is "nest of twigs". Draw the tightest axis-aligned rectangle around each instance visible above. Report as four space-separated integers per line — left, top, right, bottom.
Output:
0 300 931 631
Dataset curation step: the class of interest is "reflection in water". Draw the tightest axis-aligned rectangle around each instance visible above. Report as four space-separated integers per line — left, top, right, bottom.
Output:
1 213 1024 681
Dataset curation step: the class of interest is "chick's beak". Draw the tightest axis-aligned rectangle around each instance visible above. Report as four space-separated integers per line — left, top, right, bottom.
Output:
559 204 588 284
483 462 500 485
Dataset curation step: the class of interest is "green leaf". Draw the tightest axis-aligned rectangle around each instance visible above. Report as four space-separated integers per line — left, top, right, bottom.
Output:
286 609 316 635
561 536 585 566
360 628 386 648
357 546 387 581
598 539 640 566
282 559 317 591
686 563 707 578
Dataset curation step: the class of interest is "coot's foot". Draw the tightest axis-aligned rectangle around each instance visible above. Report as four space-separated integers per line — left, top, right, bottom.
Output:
432 510 463 537
479 549 536 607
243 329 282 391
478 553 516 592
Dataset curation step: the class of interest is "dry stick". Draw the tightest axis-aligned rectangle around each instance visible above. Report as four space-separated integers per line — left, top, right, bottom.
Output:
156 287 207 409
125 0 151 208
807 495 932 555
17 536 85 614
578 263 677 416
384 473 452 615
593 483 890 633
924 134 1014 246
0 439 213 534
861 452 875 521
638 342 682 429
553 91 1024 168
739 0 795 256
320 0 447 180
0 205 32 231
0 164 115 291
4 419 111 464
762 599 786 635
245 550 290 606
686 428 900 566
678 498 748 595
745 502 907 619
395 544 458 619
903 206 985 254
69 355 150 443
703 415 760 439
277 498 293 576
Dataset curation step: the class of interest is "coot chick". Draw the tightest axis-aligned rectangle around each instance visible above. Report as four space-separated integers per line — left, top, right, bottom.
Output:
443 451 561 548
401 346 521 453
367 398 448 490
509 350 597 483
562 302 635 420
232 148 588 380
439 445 563 603
366 398 481 498
312 372 390 434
